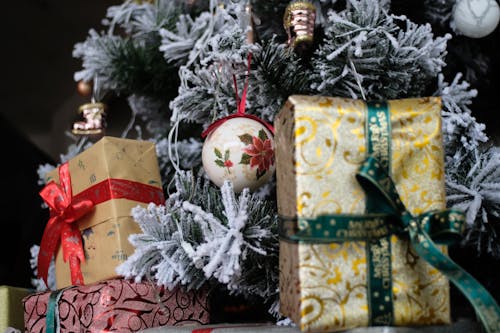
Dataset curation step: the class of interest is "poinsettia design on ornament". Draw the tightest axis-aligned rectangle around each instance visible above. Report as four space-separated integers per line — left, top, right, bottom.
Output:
214 148 233 172
239 129 275 179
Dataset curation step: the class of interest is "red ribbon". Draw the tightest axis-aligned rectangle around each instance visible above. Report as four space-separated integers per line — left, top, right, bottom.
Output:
38 162 165 288
38 162 93 287
201 53 275 138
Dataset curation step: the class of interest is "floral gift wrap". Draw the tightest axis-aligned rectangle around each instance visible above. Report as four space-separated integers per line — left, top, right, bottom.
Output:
38 136 164 289
274 95 500 332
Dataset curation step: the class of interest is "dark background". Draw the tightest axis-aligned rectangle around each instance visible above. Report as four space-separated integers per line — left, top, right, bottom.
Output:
0 0 120 289
0 0 122 161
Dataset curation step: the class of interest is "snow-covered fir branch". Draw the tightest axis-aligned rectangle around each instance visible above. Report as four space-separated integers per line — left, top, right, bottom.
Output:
117 170 279 314
36 136 91 187
446 146 500 258
423 0 456 27
169 65 239 125
73 31 133 93
311 0 450 100
168 3 258 126
29 245 56 291
127 94 171 137
155 136 203 180
105 0 180 38
73 0 181 100
435 73 488 159
251 37 312 123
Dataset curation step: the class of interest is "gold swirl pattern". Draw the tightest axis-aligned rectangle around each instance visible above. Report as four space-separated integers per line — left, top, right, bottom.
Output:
275 96 450 332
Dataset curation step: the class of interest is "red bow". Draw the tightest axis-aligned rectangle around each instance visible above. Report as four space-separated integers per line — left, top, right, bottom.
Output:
38 162 94 287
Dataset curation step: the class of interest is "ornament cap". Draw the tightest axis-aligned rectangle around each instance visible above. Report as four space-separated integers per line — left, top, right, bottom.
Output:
77 102 106 114
283 1 316 51
283 1 316 29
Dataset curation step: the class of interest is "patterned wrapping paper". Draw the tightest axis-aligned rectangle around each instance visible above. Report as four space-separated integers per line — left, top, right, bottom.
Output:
275 96 450 332
23 278 210 333
43 136 164 289
0 285 32 332
137 320 482 333
139 323 302 332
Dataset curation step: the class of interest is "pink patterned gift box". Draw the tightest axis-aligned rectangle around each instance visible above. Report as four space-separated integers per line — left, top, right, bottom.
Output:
23 278 210 333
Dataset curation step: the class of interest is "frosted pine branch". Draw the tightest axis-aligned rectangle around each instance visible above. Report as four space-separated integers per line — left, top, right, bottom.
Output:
181 182 253 285
312 0 450 100
116 203 207 290
159 12 212 66
29 245 56 291
423 0 456 26
117 170 280 314
446 147 500 257
435 73 488 158
167 3 259 126
105 0 180 37
127 94 171 137
73 31 129 93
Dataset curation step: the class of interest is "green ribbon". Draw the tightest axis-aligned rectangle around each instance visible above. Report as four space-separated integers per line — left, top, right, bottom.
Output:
364 101 393 325
279 155 500 332
46 290 59 333
46 287 74 333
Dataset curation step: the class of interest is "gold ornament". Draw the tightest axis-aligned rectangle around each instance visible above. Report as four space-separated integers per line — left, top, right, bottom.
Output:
283 1 316 51
77 80 92 97
72 102 106 135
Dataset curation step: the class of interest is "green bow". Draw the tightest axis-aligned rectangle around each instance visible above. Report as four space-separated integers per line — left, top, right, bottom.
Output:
280 156 500 333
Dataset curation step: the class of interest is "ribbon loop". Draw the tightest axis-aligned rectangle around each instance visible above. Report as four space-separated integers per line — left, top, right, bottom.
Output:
38 162 94 287
356 156 466 244
279 155 500 333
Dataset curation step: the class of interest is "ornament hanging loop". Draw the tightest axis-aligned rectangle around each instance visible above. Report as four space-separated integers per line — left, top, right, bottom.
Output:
201 53 274 138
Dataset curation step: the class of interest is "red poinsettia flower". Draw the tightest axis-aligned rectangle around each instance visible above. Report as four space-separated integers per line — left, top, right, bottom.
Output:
243 136 274 172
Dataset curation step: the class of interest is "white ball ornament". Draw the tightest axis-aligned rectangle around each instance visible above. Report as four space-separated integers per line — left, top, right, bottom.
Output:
453 0 500 38
202 117 276 193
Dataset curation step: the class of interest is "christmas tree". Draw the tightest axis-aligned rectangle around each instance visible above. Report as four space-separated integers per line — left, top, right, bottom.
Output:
32 0 500 322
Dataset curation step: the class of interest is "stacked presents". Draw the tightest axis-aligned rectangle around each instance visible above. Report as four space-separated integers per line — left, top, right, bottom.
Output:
22 136 210 333
15 96 500 333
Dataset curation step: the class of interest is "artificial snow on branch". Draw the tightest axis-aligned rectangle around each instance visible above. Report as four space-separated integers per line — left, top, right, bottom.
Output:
73 1 181 99
311 0 451 100
435 73 488 159
155 136 203 181
446 146 500 257
167 2 258 125
29 245 56 292
423 0 456 27
117 170 279 314
251 37 312 123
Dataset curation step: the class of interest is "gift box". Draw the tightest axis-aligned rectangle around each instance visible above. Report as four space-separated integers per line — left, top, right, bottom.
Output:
137 319 482 333
138 323 301 333
39 136 164 289
0 285 32 332
23 278 210 333
275 96 454 332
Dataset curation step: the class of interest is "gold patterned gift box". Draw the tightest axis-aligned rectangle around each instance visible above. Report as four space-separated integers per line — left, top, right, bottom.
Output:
275 95 452 332
40 136 164 289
